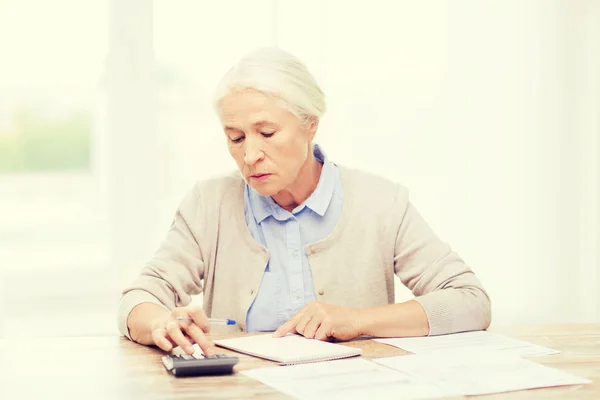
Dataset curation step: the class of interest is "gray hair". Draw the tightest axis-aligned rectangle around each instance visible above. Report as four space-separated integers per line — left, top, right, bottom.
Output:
213 47 326 124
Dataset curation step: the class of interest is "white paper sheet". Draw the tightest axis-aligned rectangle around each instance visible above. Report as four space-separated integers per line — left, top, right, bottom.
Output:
214 333 361 364
242 358 453 400
373 350 591 396
374 330 559 357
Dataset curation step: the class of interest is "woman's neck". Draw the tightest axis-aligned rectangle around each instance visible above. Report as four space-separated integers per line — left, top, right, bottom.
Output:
271 151 322 212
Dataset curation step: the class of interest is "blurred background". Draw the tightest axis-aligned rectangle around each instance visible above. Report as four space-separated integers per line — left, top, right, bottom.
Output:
0 0 598 338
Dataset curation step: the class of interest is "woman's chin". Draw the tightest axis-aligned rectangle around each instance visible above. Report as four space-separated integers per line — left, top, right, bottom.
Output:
248 181 279 197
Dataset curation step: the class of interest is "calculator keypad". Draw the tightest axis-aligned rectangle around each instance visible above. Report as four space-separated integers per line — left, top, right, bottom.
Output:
162 351 240 377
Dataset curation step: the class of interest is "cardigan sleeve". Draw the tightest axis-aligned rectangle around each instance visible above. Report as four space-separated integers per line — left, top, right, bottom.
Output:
392 186 492 335
117 184 205 340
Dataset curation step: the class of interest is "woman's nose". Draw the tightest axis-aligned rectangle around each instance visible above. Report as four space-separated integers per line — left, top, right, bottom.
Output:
243 138 265 165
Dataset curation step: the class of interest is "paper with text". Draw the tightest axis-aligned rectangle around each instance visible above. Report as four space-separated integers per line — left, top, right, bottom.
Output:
242 357 454 400
374 330 559 357
373 350 591 396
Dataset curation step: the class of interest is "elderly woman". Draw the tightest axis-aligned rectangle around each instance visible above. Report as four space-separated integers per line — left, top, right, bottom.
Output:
118 47 491 357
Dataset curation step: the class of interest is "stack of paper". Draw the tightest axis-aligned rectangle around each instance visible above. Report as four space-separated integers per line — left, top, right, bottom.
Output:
373 349 591 397
243 351 590 400
374 330 559 357
236 331 590 399
242 358 453 400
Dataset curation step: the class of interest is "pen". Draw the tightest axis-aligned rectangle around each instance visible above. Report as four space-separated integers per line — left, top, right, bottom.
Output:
176 317 236 326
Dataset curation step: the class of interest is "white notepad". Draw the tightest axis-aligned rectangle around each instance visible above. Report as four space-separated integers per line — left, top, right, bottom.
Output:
213 333 362 365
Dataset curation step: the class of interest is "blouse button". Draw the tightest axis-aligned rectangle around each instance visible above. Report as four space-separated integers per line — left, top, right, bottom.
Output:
318 289 325 296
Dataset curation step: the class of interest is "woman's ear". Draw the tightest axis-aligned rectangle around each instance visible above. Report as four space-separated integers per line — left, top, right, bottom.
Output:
306 116 319 142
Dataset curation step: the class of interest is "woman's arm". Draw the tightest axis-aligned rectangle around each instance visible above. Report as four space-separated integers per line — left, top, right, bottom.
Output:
273 299 430 340
392 191 491 336
118 184 207 343
358 300 430 337
275 186 490 340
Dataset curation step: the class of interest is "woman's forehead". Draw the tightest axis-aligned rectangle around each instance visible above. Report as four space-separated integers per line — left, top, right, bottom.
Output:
221 106 276 125
221 89 275 109
220 90 290 125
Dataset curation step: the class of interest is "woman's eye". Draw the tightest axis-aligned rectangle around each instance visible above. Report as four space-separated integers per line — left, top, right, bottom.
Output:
261 132 274 138
231 136 244 144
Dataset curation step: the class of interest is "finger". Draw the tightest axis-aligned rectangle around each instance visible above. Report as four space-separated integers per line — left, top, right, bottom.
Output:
165 320 194 354
294 313 315 337
314 320 333 341
183 323 217 357
152 327 174 352
176 317 194 338
273 313 302 338
188 308 211 333
302 313 323 339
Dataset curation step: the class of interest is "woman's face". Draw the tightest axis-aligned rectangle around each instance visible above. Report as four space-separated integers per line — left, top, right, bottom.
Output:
219 89 317 197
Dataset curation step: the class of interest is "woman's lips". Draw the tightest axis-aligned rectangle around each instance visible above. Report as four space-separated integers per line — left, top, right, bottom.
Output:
249 173 272 182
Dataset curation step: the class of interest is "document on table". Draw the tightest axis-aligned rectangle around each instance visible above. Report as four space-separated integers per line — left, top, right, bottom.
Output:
373 350 591 397
374 330 559 357
214 333 361 365
242 358 453 400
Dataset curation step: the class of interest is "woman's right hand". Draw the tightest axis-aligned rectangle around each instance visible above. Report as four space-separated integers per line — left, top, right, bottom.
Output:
150 306 217 357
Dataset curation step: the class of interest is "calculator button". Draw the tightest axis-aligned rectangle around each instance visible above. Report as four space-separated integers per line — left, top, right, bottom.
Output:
192 353 204 359
181 354 193 360
216 353 227 358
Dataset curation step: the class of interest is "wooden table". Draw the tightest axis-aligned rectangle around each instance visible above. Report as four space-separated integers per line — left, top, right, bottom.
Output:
1 324 598 399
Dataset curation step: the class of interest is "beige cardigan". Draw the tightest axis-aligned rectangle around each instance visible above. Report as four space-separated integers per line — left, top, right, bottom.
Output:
118 166 491 339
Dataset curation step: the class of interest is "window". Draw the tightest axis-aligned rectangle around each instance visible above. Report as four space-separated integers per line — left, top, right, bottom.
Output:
0 0 113 337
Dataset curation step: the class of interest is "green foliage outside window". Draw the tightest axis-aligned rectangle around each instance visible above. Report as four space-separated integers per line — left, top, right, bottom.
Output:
0 108 91 172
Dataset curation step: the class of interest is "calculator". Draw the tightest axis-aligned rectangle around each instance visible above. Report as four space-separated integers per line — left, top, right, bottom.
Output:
161 352 239 377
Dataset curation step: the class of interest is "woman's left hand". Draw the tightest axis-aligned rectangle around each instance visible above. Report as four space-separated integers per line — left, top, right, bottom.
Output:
272 301 364 341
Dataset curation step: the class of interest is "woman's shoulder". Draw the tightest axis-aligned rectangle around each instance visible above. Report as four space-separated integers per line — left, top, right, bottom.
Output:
195 170 244 193
179 170 245 210
337 165 409 205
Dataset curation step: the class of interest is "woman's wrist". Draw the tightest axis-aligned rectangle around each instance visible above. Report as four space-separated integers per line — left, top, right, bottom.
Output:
355 300 430 338
354 307 374 337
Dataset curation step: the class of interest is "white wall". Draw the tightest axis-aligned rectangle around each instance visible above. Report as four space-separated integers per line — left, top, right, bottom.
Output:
569 0 600 323
266 0 597 325
0 271 4 338
2 1 596 338
117 0 600 326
